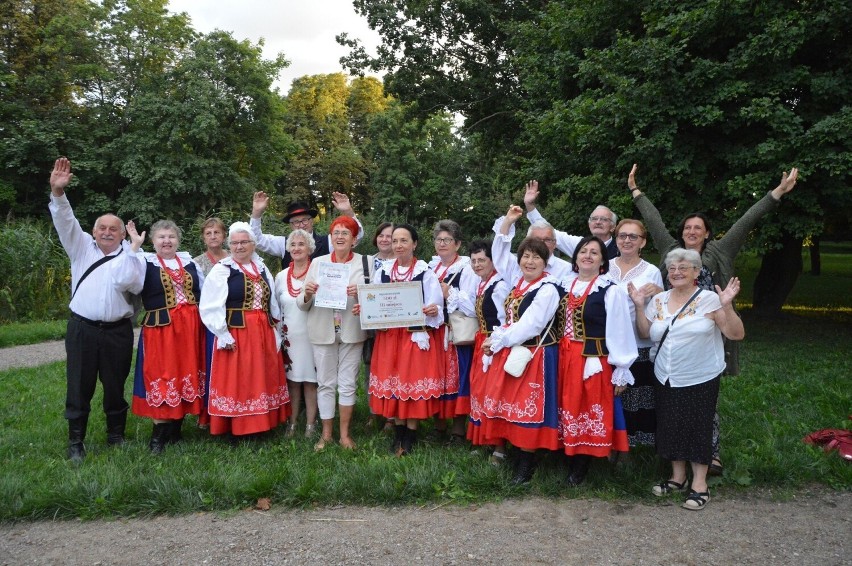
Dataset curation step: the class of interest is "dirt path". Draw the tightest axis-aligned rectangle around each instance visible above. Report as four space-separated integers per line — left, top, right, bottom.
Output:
1 489 849 565
1 341 849 565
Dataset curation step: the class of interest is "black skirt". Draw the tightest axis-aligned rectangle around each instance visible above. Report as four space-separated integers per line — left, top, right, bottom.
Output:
654 375 720 465
621 348 656 446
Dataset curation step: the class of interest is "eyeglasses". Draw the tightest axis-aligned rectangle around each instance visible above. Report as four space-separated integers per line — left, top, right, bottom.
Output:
539 238 557 244
434 237 455 245
331 230 352 237
617 233 642 241
667 265 697 274
230 240 254 247
289 217 311 227
589 216 612 223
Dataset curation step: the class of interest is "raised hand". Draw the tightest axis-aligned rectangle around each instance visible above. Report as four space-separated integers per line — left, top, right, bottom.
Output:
252 191 270 218
771 167 799 199
627 281 649 306
715 277 741 308
50 157 74 195
628 163 639 191
126 220 146 252
331 191 354 216
523 180 539 211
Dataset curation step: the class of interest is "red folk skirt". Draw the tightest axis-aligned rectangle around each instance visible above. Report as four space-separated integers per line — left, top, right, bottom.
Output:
468 342 561 451
132 304 206 420
557 339 629 457
368 327 442 420
207 310 290 436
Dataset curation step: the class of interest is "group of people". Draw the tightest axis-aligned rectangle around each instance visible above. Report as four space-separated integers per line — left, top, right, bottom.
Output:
49 156 798 512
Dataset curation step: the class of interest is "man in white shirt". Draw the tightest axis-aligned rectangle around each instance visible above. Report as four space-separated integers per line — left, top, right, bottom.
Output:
523 180 620 259
249 192 364 268
48 158 143 462
491 207 572 282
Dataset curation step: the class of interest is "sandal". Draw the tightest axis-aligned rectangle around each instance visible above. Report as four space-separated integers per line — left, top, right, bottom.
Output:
682 489 710 511
651 479 688 497
708 459 724 476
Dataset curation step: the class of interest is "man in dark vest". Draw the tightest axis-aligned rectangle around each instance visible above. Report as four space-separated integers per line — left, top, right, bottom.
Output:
48 157 143 461
249 191 364 267
522 180 620 260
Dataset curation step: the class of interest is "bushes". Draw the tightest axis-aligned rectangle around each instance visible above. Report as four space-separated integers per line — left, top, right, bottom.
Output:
0 219 70 322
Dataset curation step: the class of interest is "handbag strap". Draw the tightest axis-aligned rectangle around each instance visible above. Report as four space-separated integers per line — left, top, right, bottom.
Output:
656 288 702 352
362 254 371 284
530 313 557 357
72 247 123 299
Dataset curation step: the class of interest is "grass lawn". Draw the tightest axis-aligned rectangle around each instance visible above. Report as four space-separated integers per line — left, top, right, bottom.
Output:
0 311 849 520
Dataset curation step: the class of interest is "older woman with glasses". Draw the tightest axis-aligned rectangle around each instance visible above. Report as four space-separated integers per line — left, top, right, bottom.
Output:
607 219 663 449
628 163 798 475
429 219 475 441
275 229 318 439
629 249 744 511
299 216 372 451
199 222 290 437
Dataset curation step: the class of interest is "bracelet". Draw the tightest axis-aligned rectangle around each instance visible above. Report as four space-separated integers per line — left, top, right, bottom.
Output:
629 187 640 194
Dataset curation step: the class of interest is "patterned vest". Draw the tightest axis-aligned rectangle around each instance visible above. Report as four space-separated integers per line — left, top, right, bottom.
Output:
224 266 274 328
503 282 564 346
564 282 613 357
140 260 201 327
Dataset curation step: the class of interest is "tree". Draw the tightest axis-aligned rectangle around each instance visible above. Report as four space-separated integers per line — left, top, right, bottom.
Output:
281 73 392 215
343 0 852 312
110 30 293 225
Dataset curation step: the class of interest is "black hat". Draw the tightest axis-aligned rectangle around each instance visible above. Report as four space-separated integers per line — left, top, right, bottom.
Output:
282 201 318 223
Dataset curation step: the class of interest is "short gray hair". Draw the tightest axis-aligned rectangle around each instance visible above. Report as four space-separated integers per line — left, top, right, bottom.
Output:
526 219 555 238
287 228 316 254
150 219 182 243
664 248 701 270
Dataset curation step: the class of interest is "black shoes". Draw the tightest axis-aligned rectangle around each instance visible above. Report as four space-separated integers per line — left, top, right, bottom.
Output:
149 422 172 454
511 451 537 485
67 416 88 462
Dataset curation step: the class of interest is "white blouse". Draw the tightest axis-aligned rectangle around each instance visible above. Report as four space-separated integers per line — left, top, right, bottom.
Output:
644 289 725 387
607 258 663 349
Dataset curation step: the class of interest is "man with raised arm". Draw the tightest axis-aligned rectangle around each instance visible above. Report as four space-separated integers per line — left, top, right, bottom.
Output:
491 203 573 283
249 191 365 268
523 180 620 259
48 157 143 462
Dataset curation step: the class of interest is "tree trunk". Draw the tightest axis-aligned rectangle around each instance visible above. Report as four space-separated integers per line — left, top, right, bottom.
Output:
810 236 821 275
752 234 803 315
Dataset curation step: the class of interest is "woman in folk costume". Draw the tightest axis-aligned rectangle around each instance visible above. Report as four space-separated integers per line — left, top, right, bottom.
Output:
199 222 290 436
477 204 564 484
358 223 444 456
428 219 476 441
463 239 511 465
557 236 638 486
127 220 206 453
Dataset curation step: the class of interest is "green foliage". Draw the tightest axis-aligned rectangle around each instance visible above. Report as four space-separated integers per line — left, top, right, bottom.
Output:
0 219 70 322
0 320 66 347
0 0 295 228
343 0 852 309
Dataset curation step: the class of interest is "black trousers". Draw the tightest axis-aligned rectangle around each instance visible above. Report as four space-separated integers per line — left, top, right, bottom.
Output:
64 315 133 420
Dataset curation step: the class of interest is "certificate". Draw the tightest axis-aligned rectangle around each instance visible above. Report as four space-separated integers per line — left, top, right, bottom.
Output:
314 261 350 309
357 282 425 330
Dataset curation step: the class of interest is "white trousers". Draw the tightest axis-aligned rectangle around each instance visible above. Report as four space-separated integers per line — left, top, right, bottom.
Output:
313 337 363 419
